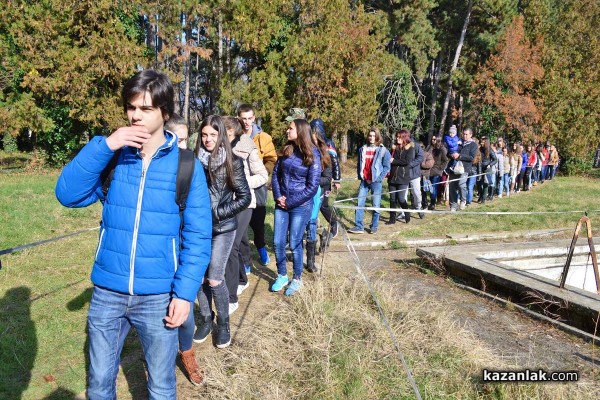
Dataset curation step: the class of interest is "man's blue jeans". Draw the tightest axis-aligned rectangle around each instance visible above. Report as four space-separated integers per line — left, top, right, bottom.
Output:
354 180 382 231
502 173 510 195
87 286 178 400
274 202 312 279
430 175 443 204
466 174 477 204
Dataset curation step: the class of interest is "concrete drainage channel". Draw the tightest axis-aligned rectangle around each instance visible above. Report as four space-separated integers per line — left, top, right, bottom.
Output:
416 236 600 340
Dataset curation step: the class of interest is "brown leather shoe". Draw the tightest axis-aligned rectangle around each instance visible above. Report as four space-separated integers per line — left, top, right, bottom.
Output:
179 348 205 386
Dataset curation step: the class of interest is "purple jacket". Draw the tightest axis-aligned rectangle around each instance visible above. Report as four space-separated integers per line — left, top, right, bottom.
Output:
272 146 321 209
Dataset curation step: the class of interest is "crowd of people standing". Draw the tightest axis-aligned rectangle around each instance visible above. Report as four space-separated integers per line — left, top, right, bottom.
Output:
56 69 343 394
55 69 562 396
348 124 560 232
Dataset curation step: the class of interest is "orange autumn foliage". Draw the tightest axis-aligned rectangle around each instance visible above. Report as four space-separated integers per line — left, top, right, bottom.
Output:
472 16 543 141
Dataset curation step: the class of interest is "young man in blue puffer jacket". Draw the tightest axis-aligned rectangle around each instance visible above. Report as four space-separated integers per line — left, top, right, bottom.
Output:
55 70 212 398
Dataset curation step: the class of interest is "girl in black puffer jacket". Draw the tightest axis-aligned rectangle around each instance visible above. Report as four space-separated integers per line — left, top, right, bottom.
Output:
387 129 415 224
180 115 250 352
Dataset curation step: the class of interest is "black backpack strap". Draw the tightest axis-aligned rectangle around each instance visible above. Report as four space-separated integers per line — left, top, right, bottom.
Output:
176 148 196 233
100 149 122 199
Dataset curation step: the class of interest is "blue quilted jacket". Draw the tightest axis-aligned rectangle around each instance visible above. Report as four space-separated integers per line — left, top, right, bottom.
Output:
55 133 212 302
272 147 321 209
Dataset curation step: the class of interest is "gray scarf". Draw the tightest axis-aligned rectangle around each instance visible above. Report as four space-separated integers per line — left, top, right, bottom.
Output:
197 146 226 171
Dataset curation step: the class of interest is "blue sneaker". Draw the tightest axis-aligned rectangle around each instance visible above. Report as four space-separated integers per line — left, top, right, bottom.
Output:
271 275 289 292
258 247 270 266
244 264 251 275
284 279 302 296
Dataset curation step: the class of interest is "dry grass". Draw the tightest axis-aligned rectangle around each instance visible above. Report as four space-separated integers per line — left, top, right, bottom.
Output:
3 171 599 399
187 260 595 399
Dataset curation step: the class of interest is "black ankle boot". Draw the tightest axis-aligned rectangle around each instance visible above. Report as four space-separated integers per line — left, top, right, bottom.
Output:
400 202 410 223
215 315 231 349
386 212 396 224
193 314 213 344
306 241 318 273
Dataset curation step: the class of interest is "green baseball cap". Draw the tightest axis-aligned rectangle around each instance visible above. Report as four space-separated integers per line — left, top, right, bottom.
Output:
284 107 306 122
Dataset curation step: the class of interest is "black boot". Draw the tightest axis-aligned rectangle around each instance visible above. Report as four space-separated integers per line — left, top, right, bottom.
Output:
386 201 396 224
215 315 231 349
481 187 488 204
386 212 397 224
400 202 411 223
318 229 331 254
193 314 213 344
306 241 318 273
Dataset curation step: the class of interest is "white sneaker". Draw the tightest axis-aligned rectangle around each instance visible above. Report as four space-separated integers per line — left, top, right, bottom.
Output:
237 282 249 296
228 302 239 315
459 201 466 210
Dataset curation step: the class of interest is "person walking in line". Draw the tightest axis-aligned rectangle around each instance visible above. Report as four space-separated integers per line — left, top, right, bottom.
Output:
310 118 341 241
55 70 213 395
237 104 277 269
165 113 189 150
184 115 251 350
386 129 415 224
427 135 448 210
516 144 528 192
348 128 391 234
501 146 511 197
305 128 332 272
525 144 536 191
223 116 268 314
509 144 522 194
548 144 559 179
448 128 478 211
476 138 498 204
419 141 434 211
271 118 321 296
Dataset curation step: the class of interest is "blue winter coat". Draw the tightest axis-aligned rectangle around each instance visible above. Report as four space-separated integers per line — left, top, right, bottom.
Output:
55 133 212 302
310 118 341 183
272 147 321 209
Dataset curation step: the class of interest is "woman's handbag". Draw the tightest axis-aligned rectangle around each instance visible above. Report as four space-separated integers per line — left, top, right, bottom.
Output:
254 184 267 207
451 160 465 174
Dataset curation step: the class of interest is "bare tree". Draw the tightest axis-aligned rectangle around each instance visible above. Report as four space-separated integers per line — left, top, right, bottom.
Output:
426 53 442 145
438 0 473 137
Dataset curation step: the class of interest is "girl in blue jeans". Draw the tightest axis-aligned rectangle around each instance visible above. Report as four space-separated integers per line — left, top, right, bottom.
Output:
178 115 251 384
271 119 321 296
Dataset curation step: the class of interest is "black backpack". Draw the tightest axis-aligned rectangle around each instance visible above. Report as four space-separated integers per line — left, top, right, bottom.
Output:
100 148 195 231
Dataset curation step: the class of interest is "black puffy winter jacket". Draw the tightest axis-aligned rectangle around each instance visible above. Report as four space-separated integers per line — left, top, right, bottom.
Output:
206 156 251 234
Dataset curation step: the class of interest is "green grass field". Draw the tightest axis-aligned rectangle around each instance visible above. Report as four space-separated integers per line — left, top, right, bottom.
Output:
1 168 599 399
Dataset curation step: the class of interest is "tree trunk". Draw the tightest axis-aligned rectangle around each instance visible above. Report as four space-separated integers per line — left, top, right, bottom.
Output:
427 53 442 145
340 131 348 163
183 59 191 121
182 25 191 122
218 14 223 77
457 94 464 133
437 0 473 137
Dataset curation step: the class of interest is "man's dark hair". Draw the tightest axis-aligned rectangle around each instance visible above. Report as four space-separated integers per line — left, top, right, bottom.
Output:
122 70 174 119
165 114 186 131
237 103 254 116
